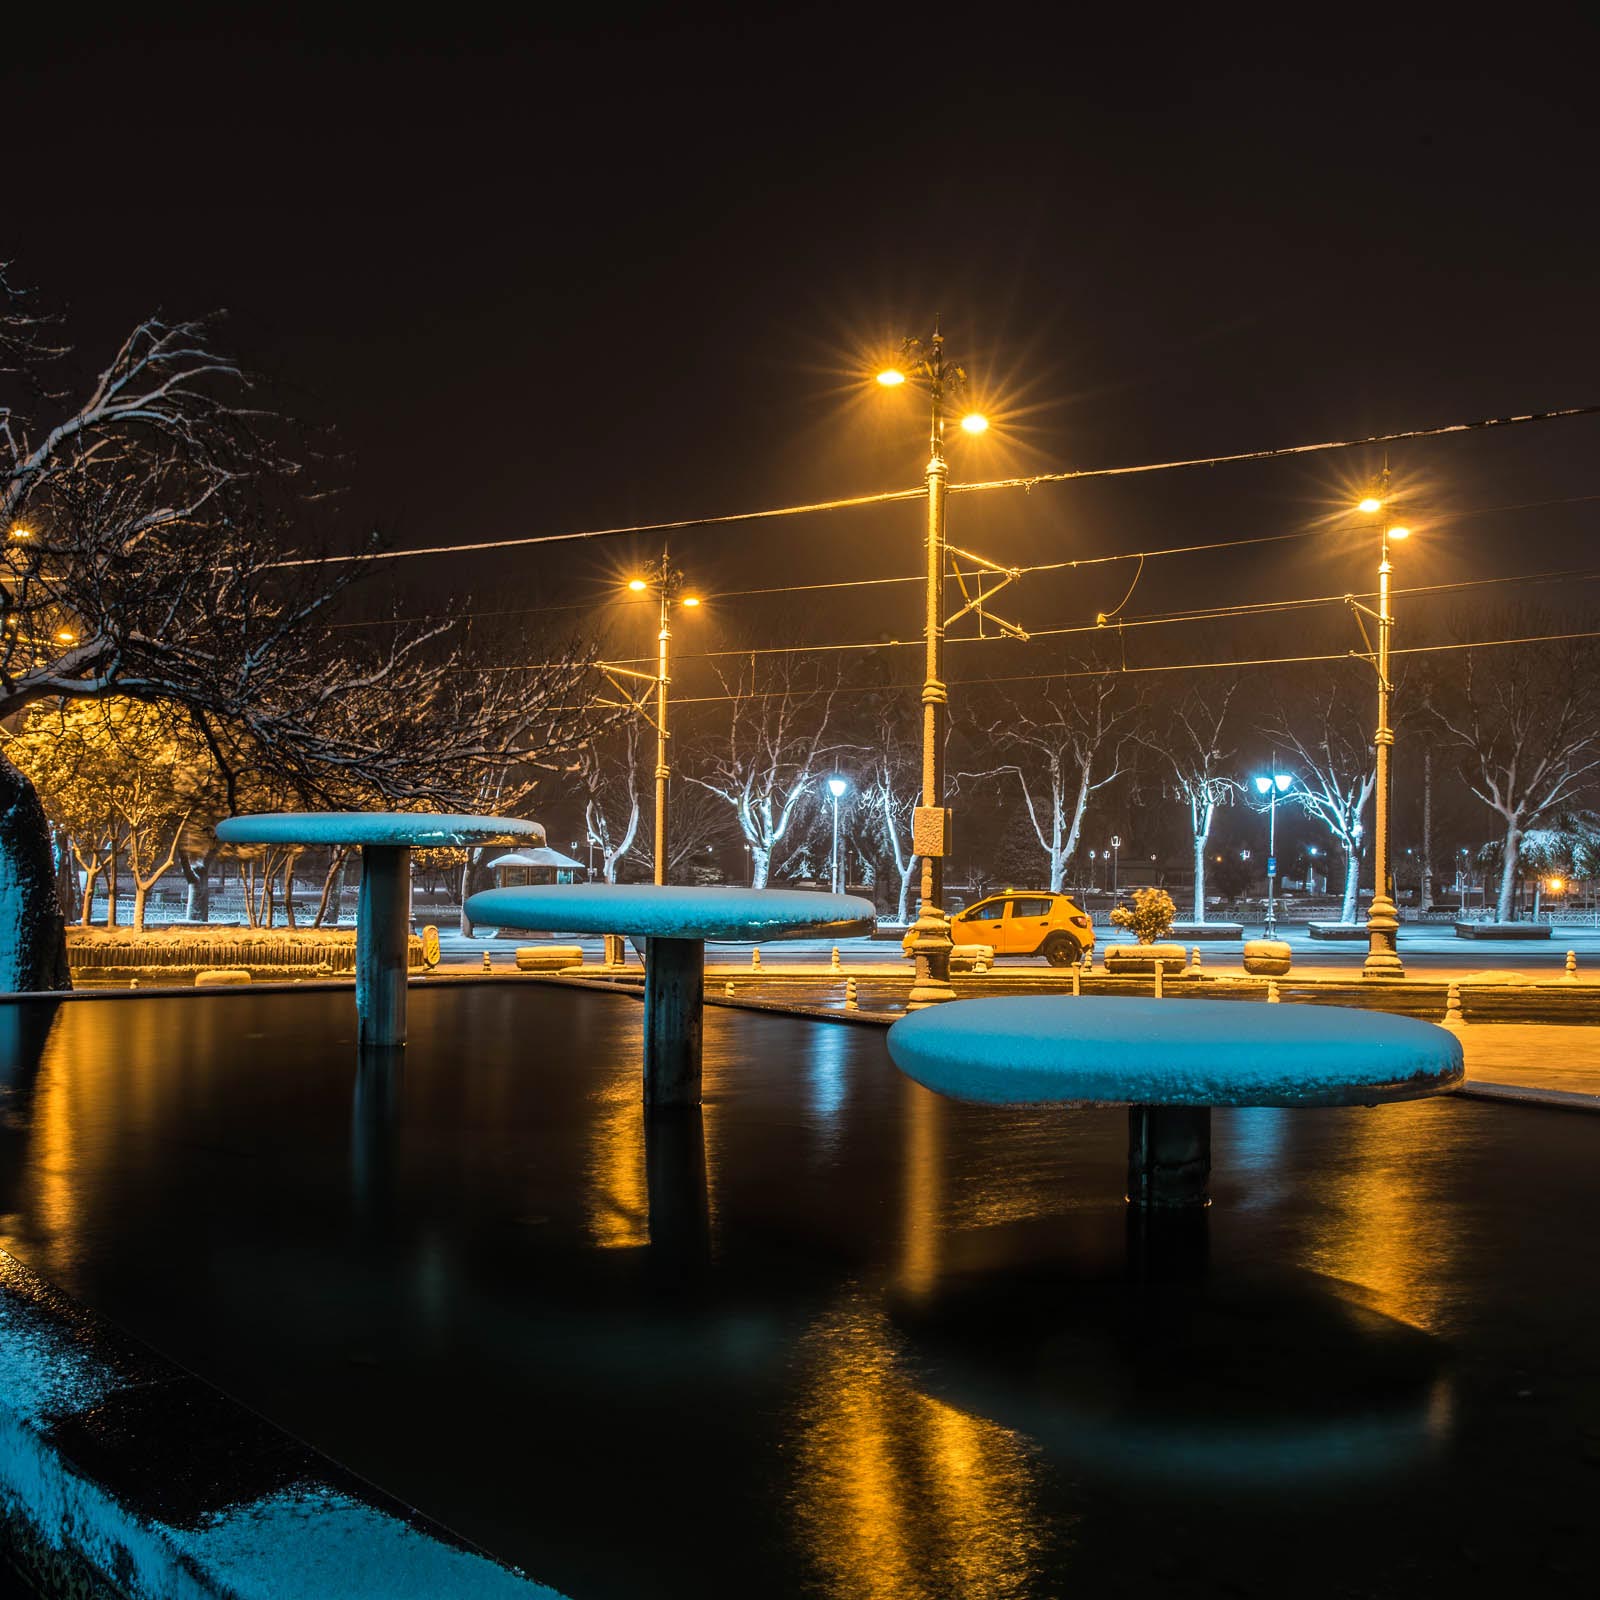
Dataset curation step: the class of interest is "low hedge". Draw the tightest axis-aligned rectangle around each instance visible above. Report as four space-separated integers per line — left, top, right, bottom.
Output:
66 927 424 974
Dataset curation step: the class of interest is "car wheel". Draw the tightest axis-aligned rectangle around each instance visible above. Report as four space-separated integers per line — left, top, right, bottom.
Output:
1042 935 1077 967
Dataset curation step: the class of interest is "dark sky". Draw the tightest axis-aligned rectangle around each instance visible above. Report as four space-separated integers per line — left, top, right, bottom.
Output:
8 9 1599 688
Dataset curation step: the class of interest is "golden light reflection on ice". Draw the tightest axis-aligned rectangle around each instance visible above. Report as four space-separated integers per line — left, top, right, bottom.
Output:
790 1299 1049 1600
586 1077 649 1249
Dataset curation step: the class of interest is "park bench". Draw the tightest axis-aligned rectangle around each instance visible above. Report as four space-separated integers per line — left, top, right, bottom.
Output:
886 995 1463 1208
464 884 875 1106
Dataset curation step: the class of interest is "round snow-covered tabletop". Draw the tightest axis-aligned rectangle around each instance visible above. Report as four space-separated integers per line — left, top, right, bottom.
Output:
464 884 876 942
888 996 1463 1108
216 812 545 849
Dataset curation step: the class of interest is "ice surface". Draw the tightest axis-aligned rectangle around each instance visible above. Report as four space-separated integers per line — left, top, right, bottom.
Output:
888 996 1464 1108
217 813 545 849
465 884 876 942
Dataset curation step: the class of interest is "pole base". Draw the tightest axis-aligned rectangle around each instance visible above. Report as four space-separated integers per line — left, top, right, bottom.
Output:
1362 894 1405 978
1127 1105 1211 1209
906 907 957 1010
1362 946 1406 979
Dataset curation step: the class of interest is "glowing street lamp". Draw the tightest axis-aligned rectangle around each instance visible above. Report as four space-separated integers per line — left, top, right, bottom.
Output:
611 553 702 887
875 324 992 1008
827 775 849 893
1252 766 1295 937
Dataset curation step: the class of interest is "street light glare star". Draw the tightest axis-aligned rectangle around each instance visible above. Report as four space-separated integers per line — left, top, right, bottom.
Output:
1358 496 1382 514
56 629 77 643
960 412 989 434
1387 525 1411 539
681 595 701 608
627 578 648 591
876 368 906 387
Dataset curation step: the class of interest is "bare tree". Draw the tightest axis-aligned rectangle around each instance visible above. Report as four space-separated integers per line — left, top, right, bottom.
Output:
857 703 922 922
687 652 841 889
1264 669 1375 923
580 722 643 883
965 667 1144 893
0 269 605 988
1432 640 1600 920
1143 677 1241 922
628 782 736 882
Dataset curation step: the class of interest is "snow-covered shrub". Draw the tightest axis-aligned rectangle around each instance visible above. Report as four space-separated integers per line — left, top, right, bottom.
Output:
1109 887 1177 945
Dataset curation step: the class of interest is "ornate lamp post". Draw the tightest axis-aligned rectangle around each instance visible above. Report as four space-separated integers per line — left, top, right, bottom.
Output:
1351 475 1408 977
876 329 990 1008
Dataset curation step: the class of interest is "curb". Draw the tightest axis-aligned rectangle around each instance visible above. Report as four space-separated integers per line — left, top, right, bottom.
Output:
0 1249 564 1599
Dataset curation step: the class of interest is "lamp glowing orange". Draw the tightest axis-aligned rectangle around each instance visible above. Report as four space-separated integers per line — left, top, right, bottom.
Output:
876 368 906 387
1387 525 1411 540
1358 496 1382 514
56 628 76 643
627 578 648 592
960 412 989 435
681 595 701 608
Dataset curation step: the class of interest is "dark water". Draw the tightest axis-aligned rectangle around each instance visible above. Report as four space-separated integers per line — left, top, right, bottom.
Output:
1 989 1597 1598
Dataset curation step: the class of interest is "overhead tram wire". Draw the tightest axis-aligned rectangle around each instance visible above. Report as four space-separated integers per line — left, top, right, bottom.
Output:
264 402 1600 572
518 561 1600 670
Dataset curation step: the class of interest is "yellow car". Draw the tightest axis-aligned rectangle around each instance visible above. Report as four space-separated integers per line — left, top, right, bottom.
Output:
902 889 1095 966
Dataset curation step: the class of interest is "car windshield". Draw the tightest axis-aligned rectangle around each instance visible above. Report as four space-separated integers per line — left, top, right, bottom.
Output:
966 899 1007 921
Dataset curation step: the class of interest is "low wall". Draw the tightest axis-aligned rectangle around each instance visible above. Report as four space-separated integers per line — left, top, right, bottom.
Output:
0 1248 560 1599
1454 922 1553 940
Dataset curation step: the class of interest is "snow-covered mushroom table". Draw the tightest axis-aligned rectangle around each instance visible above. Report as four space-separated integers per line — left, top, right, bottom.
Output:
215 812 545 1047
887 996 1464 1208
463 884 875 1107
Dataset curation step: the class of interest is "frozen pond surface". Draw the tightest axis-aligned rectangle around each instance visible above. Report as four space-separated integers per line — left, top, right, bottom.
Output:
1 988 1598 1598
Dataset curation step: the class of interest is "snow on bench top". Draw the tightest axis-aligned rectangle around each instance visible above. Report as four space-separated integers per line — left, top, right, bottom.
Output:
465 884 876 942
888 996 1464 1108
216 812 545 849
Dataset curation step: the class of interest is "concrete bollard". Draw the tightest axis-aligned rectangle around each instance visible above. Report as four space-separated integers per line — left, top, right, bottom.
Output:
845 976 859 1010
1192 947 1202 971
724 980 734 996
751 947 762 970
1443 981 1466 1029
1153 963 1164 999
1565 950 1578 981
830 946 841 972
129 977 139 989
482 951 492 972
973 949 990 973
1071 963 1081 998
1082 947 1093 972
1266 979 1280 1003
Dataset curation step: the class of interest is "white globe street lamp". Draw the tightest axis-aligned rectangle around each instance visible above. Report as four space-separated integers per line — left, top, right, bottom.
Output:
1252 768 1295 937
828 776 849 894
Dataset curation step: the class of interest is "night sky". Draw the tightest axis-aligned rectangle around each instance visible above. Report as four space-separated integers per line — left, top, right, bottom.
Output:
8 11 1598 718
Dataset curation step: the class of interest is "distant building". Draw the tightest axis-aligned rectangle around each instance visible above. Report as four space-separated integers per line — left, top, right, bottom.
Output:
488 847 585 887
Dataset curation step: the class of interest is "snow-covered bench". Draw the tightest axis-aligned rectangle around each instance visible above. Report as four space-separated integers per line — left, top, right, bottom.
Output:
887 996 1463 1208
215 812 544 1046
464 884 875 1107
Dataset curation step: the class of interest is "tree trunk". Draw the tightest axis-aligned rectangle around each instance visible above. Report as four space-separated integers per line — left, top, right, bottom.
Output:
78 855 102 924
1340 847 1360 924
751 845 771 889
132 883 149 931
897 856 917 924
1496 822 1522 922
282 848 302 929
106 837 119 927
1419 743 1434 913
1192 834 1207 922
52 830 77 919
318 848 350 928
182 846 216 923
0 755 72 993
457 851 475 935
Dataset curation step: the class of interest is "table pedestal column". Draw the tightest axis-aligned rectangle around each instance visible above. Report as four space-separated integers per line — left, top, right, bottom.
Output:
643 936 704 1108
357 846 411 1048
1127 1105 1211 1208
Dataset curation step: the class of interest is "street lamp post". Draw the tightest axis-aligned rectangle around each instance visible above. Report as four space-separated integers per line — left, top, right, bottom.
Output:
1110 836 1121 900
1252 765 1294 937
877 328 989 1009
1353 476 1407 978
827 776 848 893
617 554 701 888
